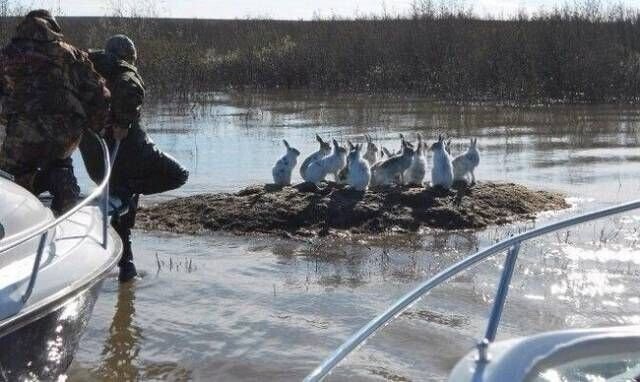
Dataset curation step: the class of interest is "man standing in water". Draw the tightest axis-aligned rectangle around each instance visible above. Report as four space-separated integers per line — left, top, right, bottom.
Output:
80 35 189 282
0 10 110 214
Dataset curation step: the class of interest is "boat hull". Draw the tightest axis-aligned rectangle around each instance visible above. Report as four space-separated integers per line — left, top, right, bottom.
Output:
0 278 105 381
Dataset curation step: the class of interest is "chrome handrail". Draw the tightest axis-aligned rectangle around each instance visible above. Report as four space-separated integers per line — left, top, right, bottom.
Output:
0 169 14 181
305 198 640 382
0 132 112 310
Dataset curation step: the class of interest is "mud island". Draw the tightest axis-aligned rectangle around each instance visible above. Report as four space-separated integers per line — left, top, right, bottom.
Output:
137 182 569 238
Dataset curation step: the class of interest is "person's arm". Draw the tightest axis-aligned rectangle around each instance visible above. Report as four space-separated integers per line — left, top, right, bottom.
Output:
110 73 144 130
74 49 111 133
73 48 110 183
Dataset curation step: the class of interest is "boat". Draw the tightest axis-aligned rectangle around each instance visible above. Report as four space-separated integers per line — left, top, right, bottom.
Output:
305 199 640 382
0 137 122 381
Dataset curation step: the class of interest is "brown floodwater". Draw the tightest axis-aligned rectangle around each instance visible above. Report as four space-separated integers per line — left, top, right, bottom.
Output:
67 93 640 381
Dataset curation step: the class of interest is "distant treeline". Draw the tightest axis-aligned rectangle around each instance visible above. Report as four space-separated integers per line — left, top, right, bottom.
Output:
1 2 640 102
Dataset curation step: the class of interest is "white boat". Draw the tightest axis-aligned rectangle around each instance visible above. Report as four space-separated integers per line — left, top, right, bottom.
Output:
305 200 640 382
0 138 122 380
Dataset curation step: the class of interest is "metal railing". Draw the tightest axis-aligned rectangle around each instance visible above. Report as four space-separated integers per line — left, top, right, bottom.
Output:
0 133 113 310
305 198 640 382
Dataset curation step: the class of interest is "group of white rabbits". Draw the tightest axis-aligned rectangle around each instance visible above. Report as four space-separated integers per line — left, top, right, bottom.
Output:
272 133 480 191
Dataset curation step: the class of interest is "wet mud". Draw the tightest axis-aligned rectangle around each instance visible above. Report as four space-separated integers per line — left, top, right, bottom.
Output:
137 182 568 238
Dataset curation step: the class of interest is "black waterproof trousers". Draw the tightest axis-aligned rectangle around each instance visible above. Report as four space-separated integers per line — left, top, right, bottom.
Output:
80 126 188 266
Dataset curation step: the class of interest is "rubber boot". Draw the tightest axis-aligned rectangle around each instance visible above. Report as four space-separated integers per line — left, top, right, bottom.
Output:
118 251 138 282
113 215 138 283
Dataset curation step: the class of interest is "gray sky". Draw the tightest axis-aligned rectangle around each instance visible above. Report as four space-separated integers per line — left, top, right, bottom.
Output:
13 0 640 19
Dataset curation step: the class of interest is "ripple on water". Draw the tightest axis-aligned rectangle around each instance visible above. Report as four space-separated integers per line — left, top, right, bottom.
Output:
68 96 640 381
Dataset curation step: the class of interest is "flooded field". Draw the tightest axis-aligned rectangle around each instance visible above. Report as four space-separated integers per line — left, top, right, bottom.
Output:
68 93 640 381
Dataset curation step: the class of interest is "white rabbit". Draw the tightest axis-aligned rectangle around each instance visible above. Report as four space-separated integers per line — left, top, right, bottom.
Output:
453 138 480 184
337 141 356 184
346 143 371 191
371 139 414 186
381 147 396 158
398 133 406 149
371 147 389 179
272 139 300 186
430 135 454 189
300 134 331 180
404 133 427 186
379 133 407 160
444 139 453 155
305 139 348 184
363 134 379 166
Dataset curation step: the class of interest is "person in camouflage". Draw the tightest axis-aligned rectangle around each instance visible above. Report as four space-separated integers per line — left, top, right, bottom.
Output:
0 10 110 214
80 35 189 282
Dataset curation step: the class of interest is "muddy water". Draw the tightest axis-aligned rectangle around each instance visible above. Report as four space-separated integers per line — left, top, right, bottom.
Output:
68 93 640 381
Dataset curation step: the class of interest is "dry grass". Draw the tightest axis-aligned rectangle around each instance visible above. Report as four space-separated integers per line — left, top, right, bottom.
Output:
0 1 639 102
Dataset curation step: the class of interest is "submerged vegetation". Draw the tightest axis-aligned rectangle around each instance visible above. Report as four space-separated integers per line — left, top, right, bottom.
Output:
0 1 639 102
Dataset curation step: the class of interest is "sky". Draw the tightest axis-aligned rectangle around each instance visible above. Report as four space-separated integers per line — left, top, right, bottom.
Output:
12 0 640 19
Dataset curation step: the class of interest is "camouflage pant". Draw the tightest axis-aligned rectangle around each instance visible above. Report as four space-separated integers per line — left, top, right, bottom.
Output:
0 114 83 178
0 114 83 214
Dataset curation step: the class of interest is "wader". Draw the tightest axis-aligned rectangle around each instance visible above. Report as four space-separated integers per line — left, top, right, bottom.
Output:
80 125 188 281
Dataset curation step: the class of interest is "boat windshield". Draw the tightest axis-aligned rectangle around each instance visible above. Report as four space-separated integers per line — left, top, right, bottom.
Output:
530 353 640 382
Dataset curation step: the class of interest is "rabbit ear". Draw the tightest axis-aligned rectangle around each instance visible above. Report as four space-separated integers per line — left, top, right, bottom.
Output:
348 140 355 150
283 139 290 149
472 138 477 146
332 139 339 148
417 133 422 143
316 134 324 144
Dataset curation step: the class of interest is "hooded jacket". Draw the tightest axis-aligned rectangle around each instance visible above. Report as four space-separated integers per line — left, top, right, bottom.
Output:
89 50 145 130
0 13 110 133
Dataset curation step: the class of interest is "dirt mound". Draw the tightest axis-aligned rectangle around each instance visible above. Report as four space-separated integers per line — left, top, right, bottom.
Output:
136 182 568 238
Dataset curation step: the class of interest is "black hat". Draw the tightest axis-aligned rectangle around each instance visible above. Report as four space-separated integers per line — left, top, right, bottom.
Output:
105 34 137 62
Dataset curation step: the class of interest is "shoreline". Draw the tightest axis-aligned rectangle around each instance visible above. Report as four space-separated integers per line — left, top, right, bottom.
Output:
146 89 640 108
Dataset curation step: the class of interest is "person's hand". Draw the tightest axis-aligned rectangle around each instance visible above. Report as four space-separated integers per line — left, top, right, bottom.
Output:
112 126 129 141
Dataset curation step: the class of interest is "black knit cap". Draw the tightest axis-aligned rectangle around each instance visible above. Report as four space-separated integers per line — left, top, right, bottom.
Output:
105 34 137 62
25 9 62 33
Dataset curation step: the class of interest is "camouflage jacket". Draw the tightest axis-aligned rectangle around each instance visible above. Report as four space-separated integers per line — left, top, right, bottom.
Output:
89 50 145 130
0 15 110 133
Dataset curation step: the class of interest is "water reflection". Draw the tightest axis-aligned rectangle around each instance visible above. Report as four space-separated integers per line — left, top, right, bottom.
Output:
97 283 141 381
0 283 100 381
68 93 640 381
118 93 640 201
534 353 640 382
